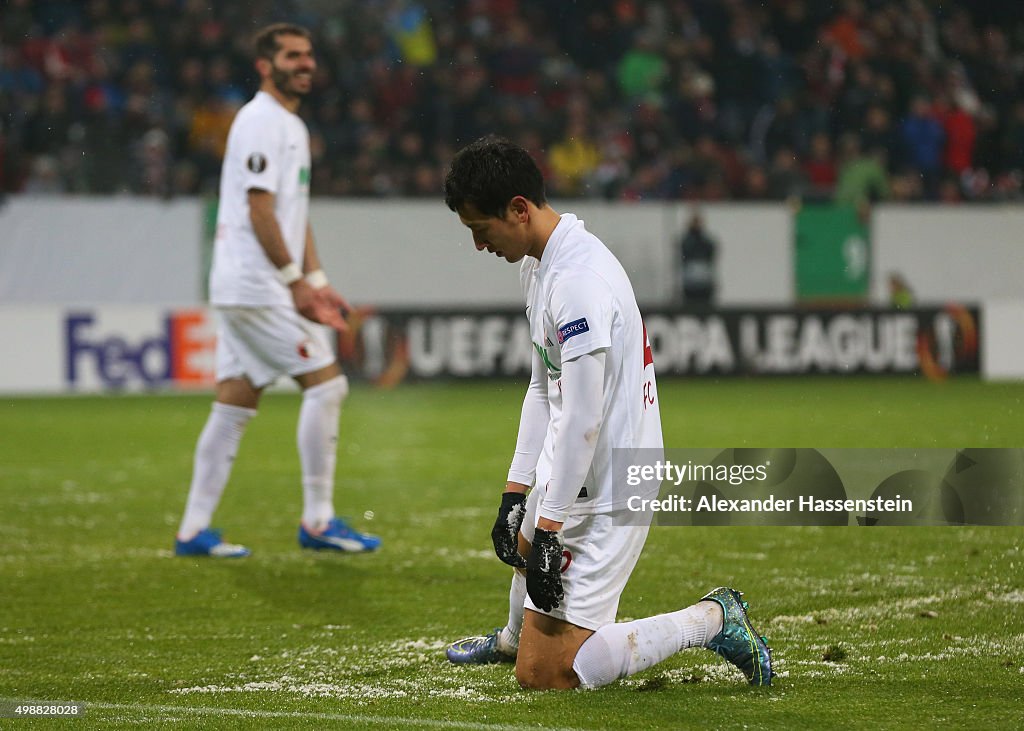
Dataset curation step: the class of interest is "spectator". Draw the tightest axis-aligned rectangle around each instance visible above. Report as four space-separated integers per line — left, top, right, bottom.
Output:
749 96 810 165
188 94 238 161
900 95 945 196
889 169 925 202
835 62 878 134
678 210 717 306
487 17 543 99
888 273 915 309
860 105 898 158
834 134 889 207
0 45 44 99
22 85 71 157
667 68 717 143
1001 102 1024 175
616 31 667 101
937 95 977 176
803 132 838 199
387 1 438 67
548 118 601 197
76 83 129 193
771 0 818 55
823 0 869 61
22 154 65 194
766 147 808 201
740 164 770 200
132 127 172 197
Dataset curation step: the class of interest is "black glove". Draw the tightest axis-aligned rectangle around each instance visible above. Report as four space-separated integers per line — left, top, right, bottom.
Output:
491 492 527 568
526 528 564 612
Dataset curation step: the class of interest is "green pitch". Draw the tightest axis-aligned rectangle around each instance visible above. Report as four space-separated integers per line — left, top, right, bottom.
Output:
1 378 1022 729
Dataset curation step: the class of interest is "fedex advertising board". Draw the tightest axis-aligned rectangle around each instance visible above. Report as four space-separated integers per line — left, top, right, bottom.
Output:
0 306 216 393
64 308 215 391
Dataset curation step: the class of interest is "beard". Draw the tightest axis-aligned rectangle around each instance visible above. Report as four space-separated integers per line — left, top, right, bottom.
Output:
270 65 309 98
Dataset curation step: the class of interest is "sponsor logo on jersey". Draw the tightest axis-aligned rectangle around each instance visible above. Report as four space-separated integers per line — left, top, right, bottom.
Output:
557 317 589 344
533 341 561 377
247 153 267 173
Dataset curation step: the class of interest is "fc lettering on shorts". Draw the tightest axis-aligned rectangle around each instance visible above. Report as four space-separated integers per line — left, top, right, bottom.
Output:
557 317 590 344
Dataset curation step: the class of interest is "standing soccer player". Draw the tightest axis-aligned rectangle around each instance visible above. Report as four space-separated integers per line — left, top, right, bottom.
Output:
174 24 379 557
442 136 772 689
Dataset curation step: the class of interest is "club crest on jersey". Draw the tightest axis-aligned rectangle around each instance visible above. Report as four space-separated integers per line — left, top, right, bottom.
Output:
247 153 267 173
557 318 589 344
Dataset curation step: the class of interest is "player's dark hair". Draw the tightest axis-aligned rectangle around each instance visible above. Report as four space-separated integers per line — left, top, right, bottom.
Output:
253 23 312 61
444 135 547 218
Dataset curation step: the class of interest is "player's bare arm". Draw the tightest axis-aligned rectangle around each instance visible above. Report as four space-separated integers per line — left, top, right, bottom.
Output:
249 189 345 332
248 188 294 268
505 480 529 495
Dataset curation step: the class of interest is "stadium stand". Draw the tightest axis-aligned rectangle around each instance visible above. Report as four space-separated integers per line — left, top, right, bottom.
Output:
1 0 1022 201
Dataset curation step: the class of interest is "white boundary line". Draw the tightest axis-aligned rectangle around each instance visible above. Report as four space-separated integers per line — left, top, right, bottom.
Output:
11 700 586 731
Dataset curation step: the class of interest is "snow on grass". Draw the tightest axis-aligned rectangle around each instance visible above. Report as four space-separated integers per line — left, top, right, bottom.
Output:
170 636 526 704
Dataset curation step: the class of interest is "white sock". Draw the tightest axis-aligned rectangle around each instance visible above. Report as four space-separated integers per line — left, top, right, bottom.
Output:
572 601 723 689
178 402 257 539
297 375 348 530
498 570 527 653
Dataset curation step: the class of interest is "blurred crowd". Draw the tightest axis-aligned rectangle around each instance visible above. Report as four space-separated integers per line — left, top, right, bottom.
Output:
1 0 1023 203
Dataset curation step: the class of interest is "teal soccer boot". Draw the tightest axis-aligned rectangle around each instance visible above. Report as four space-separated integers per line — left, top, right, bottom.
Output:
701 586 773 686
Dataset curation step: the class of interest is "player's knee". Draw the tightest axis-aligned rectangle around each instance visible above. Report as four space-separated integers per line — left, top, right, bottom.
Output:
514 662 547 690
515 659 578 690
302 373 348 406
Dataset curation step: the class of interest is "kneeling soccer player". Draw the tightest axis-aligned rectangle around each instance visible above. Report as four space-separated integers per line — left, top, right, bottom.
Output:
441 136 773 690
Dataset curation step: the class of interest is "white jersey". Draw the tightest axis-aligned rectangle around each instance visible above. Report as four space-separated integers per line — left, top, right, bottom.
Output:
210 91 312 306
521 213 664 515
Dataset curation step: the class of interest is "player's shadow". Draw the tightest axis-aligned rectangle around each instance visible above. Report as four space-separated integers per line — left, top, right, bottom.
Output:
219 552 379 619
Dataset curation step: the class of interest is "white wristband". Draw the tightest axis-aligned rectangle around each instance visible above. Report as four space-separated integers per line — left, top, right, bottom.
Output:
276 262 303 286
305 269 329 289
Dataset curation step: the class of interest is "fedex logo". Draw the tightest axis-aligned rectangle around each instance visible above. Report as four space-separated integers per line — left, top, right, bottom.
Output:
65 309 215 389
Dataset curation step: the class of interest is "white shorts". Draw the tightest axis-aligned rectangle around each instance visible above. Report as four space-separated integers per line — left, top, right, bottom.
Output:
520 480 652 631
214 306 336 388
